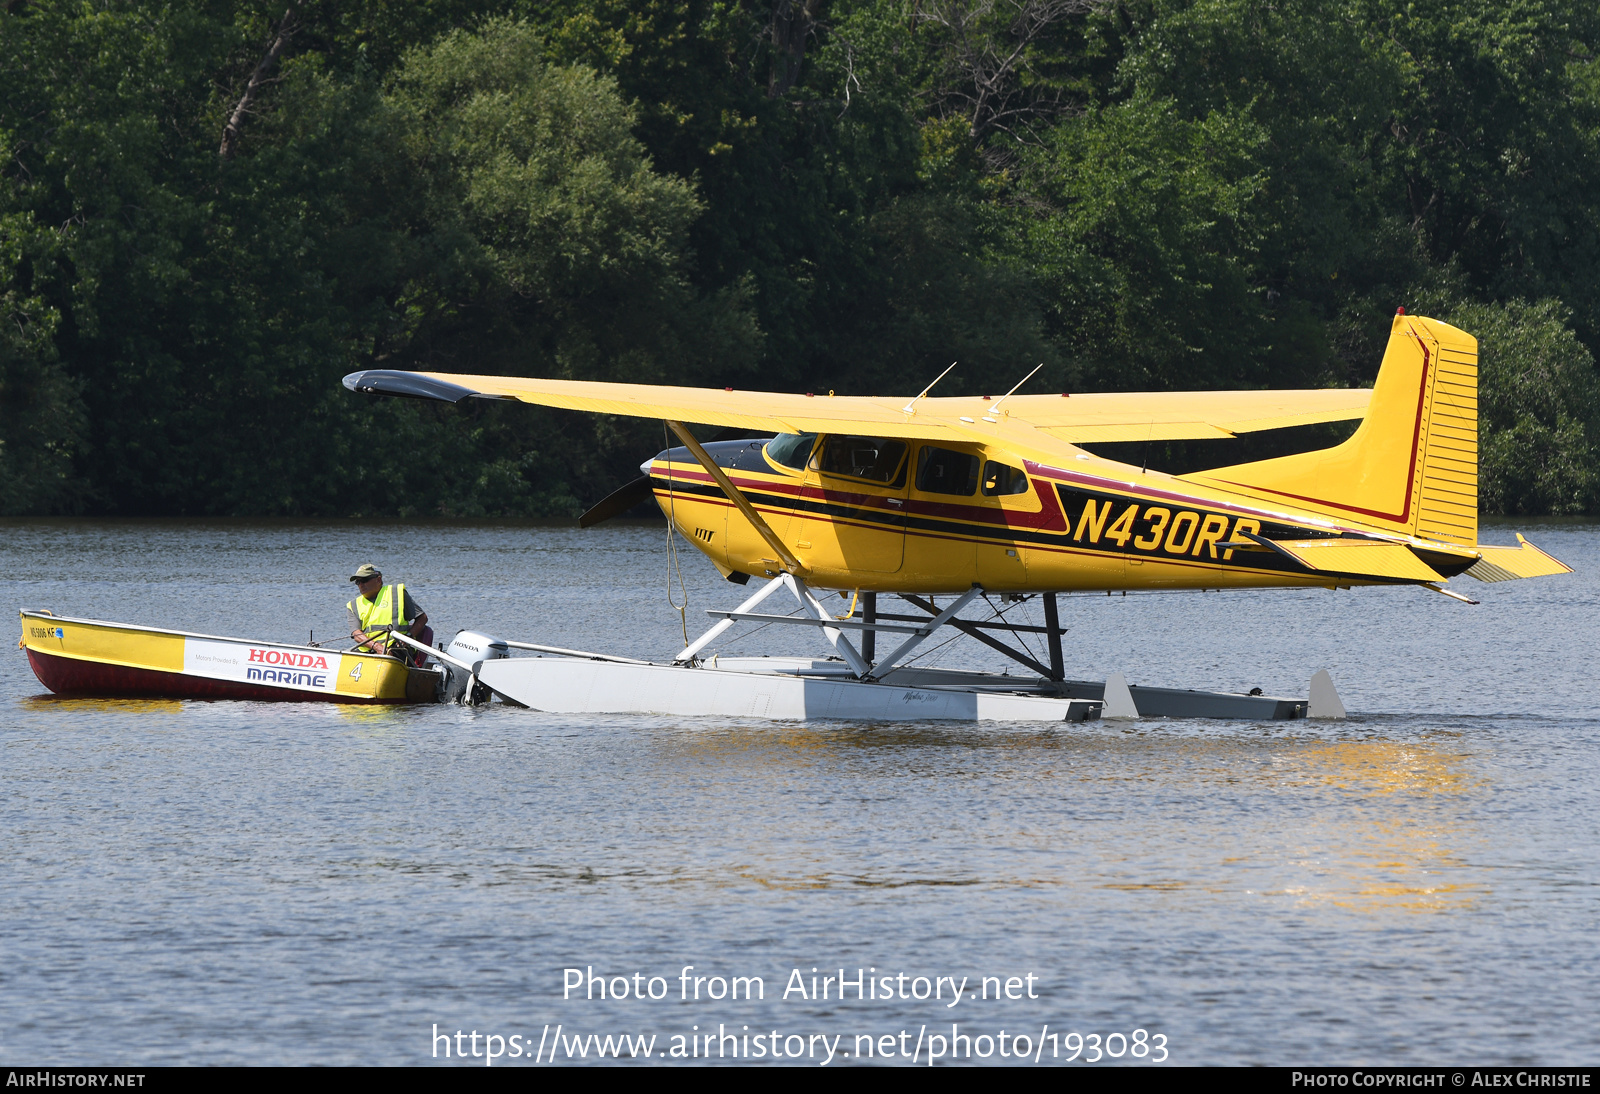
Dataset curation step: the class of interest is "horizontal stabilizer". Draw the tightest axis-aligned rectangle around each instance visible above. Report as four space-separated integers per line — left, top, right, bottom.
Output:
1249 535 1445 582
1464 534 1573 582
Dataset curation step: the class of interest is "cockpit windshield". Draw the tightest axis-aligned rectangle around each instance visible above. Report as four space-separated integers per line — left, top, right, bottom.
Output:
765 432 818 470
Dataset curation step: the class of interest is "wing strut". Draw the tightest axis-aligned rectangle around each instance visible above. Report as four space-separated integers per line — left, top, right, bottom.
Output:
664 420 805 577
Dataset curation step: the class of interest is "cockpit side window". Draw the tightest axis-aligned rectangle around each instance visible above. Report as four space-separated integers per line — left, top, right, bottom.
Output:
916 446 980 496
817 436 908 486
765 432 818 471
982 461 1030 496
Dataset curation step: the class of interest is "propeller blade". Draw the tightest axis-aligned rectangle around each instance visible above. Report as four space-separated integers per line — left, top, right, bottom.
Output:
578 475 656 528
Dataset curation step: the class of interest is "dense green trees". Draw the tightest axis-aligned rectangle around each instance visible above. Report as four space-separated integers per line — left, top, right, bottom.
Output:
1451 298 1599 515
1 0 1596 515
0 192 80 513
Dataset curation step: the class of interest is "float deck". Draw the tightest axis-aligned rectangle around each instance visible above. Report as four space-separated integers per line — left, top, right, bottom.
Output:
469 652 1329 723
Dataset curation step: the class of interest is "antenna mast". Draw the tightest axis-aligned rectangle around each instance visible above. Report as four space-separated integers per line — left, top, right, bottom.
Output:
984 363 1043 420
901 362 958 415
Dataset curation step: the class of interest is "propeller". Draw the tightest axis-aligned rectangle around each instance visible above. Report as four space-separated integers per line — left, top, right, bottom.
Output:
579 428 771 528
579 475 655 528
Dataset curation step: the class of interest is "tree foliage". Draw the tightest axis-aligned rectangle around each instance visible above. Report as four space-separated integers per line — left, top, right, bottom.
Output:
1451 298 1599 515
1 0 1597 516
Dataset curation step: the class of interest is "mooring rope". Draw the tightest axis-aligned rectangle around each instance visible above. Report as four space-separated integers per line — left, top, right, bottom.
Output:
662 421 690 645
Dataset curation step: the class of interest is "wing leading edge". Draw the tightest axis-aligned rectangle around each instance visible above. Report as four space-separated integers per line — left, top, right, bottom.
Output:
342 370 1370 448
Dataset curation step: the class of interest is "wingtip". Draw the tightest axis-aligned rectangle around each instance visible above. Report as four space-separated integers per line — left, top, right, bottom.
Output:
339 369 481 403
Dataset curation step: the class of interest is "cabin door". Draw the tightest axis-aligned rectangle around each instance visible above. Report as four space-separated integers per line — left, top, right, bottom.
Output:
794 434 910 573
974 458 1040 590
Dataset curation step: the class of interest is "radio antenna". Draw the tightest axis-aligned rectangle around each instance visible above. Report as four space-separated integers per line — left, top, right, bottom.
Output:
902 361 957 415
984 363 1043 419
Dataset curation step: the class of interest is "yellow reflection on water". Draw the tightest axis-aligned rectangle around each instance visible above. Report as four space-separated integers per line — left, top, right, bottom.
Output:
334 702 411 727
1288 740 1474 797
602 721 1491 907
21 695 185 715
1273 737 1485 914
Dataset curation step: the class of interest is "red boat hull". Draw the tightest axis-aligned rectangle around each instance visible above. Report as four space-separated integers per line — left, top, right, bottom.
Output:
25 647 399 704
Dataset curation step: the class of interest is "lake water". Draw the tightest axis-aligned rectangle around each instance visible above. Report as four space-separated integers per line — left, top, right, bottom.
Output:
2 519 1597 1066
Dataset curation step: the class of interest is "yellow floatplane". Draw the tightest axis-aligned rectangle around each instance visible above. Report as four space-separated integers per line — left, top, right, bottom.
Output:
18 610 438 704
331 310 1571 722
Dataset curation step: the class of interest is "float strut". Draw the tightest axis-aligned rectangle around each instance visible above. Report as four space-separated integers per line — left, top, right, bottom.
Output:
898 593 1053 679
1043 592 1065 682
674 573 873 678
869 586 983 679
791 575 873 678
675 573 790 663
861 592 877 664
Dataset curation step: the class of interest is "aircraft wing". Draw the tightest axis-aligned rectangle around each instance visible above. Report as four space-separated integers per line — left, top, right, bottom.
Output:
1011 389 1372 442
342 371 1371 450
343 370 968 440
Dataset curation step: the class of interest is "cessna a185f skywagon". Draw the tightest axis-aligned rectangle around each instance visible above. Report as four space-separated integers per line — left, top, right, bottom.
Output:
338 310 1570 723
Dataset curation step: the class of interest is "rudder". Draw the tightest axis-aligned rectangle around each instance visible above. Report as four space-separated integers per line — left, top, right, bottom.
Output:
1413 325 1478 547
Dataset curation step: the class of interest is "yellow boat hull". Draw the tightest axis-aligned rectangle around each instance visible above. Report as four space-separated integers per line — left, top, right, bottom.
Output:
19 611 428 704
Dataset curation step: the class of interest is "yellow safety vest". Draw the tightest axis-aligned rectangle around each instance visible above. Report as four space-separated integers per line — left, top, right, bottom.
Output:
347 583 413 652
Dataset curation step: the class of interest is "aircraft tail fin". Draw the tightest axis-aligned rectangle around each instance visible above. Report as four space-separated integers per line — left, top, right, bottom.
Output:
1189 314 1478 546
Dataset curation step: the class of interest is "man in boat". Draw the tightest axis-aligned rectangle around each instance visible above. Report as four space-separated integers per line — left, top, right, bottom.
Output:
347 564 432 665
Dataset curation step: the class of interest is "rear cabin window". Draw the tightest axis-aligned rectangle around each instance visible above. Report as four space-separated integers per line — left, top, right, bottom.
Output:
817 436 908 485
982 461 1030 496
765 432 818 471
917 446 980 496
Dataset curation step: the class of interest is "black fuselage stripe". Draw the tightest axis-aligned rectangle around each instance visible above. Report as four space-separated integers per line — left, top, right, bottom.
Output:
649 475 1328 574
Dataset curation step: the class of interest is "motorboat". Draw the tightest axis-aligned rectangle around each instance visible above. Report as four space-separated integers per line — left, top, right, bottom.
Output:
18 609 438 704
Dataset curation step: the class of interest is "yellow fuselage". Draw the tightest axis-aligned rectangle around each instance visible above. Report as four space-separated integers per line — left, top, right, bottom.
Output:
648 436 1473 594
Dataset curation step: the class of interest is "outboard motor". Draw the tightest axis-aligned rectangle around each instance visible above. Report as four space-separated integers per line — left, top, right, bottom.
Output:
442 630 509 705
